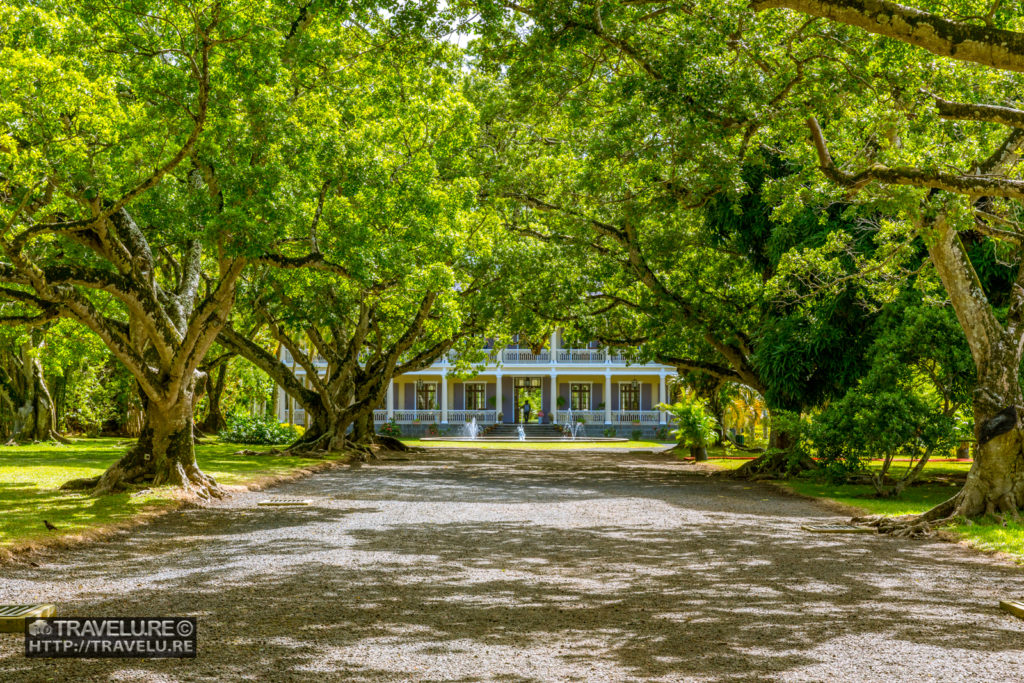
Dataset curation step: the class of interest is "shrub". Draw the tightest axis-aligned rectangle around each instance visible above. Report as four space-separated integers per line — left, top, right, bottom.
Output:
378 419 401 438
654 425 670 441
218 415 299 445
808 387 957 486
630 429 642 441
603 426 617 437
658 398 718 448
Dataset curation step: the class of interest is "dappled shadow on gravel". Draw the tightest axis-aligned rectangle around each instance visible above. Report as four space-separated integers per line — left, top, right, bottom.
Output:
2 448 1024 681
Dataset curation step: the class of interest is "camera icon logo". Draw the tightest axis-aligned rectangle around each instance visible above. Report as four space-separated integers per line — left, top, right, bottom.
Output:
27 620 52 636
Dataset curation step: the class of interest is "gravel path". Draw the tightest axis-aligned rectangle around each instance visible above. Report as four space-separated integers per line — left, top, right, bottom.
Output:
2 448 1024 682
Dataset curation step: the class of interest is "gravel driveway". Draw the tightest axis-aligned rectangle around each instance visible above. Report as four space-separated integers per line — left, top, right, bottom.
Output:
2 448 1024 682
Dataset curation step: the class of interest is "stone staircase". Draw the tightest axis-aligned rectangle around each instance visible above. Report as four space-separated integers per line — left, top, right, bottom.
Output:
483 423 564 438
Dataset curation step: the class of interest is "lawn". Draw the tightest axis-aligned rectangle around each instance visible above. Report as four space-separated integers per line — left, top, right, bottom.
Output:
0 437 342 552
702 454 1024 561
404 438 670 450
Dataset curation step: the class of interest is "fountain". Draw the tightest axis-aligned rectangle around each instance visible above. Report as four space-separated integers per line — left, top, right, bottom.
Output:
561 408 585 440
418 406 624 442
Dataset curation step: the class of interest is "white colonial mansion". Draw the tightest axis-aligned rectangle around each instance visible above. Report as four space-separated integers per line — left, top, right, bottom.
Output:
275 331 675 433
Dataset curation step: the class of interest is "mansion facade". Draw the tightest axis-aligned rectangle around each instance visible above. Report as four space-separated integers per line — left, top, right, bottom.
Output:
275 331 675 437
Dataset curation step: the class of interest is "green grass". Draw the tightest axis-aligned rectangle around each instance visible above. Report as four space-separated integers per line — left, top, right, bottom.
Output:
0 437 339 550
700 455 1024 561
784 478 958 517
403 438 669 450
782 475 1024 560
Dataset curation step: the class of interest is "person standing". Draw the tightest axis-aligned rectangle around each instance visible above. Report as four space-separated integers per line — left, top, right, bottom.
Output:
522 399 532 424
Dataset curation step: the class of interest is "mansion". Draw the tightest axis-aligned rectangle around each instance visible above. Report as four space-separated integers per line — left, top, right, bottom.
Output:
275 332 675 437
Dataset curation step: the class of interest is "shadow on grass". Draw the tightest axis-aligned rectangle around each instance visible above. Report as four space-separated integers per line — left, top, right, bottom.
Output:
0 438 298 547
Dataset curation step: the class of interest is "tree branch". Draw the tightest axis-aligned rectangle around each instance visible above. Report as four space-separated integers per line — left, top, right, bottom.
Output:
751 0 1024 73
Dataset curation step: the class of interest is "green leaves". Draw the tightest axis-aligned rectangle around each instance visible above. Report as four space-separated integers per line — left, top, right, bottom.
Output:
658 398 719 448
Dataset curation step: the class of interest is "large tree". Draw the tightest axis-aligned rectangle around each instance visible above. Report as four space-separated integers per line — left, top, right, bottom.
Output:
0 1 374 496
463 9 882 473
214 29 499 456
746 0 1024 525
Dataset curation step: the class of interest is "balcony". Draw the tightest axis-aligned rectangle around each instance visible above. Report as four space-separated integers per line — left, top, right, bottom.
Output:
372 409 662 425
446 348 643 366
502 349 551 364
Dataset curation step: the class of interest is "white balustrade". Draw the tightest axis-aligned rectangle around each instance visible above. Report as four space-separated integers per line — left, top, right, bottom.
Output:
448 410 497 424
613 410 660 424
556 348 608 363
555 410 604 424
502 349 551 364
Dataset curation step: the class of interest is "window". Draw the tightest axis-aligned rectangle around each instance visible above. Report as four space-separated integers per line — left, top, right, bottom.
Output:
620 382 640 411
570 383 591 411
465 383 486 410
416 382 438 410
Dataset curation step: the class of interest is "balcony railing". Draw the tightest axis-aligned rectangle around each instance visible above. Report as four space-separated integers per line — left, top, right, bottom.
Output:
365 409 662 425
555 349 603 363
613 410 661 424
502 349 551 364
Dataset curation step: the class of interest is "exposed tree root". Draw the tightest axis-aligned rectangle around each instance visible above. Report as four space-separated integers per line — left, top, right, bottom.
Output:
852 493 961 538
731 449 815 480
723 435 765 453
60 442 225 500
49 430 72 445
374 434 415 452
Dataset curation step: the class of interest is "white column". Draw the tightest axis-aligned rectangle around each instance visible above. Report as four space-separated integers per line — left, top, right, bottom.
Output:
550 330 558 364
659 372 667 424
386 379 394 419
441 371 449 424
495 371 503 423
604 372 612 425
550 369 558 422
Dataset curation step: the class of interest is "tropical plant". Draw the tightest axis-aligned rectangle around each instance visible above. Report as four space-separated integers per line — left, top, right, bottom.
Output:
658 399 720 461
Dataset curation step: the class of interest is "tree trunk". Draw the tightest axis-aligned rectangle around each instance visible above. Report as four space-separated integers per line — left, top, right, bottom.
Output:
922 215 1024 521
63 390 223 498
690 445 708 461
287 400 333 452
707 390 725 446
950 364 1024 518
859 215 1024 532
732 409 814 479
7 331 66 443
197 363 228 433
350 411 373 446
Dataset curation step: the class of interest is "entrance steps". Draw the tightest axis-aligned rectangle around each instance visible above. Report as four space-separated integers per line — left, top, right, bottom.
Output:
484 424 563 437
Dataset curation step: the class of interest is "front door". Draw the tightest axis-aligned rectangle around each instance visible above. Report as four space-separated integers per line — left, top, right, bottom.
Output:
512 377 542 423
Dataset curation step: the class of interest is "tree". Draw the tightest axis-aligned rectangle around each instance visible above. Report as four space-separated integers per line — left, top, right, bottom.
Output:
659 398 720 461
214 31 499 455
462 1 899 479
749 0 1024 524
0 1 375 496
809 291 974 497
